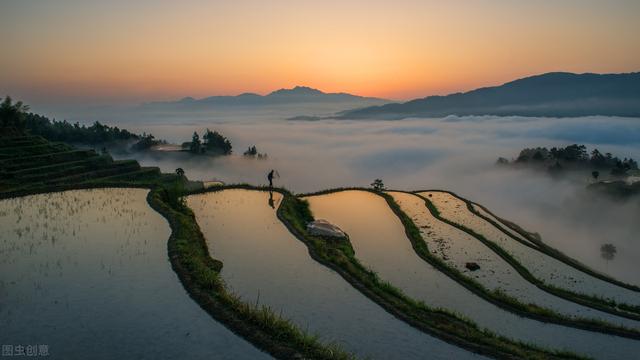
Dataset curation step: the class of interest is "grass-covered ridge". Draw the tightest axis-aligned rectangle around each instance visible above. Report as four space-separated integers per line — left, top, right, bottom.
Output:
0 134 159 194
280 188 587 359
0 132 627 359
382 190 640 339
149 185 354 360
414 189 640 320
0 133 355 360
300 188 640 340
468 196 640 292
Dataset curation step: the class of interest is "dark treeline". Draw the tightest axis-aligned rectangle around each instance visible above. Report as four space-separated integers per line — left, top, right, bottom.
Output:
1 96 168 151
130 134 166 151
25 112 172 152
2 97 239 157
498 144 638 177
182 129 233 155
24 113 140 144
0 96 29 130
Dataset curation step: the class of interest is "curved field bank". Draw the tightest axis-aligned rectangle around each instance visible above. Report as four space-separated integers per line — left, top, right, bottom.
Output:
392 191 640 330
0 188 269 360
421 191 640 307
388 191 521 289
419 192 640 315
305 190 640 359
469 201 640 291
469 203 540 249
187 189 480 360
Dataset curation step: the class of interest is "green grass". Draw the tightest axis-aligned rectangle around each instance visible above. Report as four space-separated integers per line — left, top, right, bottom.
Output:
148 186 355 360
0 142 72 157
95 167 162 182
0 141 149 188
421 188 640 296
400 191 640 336
0 136 47 148
10 155 112 176
0 135 152 196
45 160 140 185
0 133 616 359
300 188 640 339
419 190 640 318
468 198 640 297
276 190 587 360
0 149 97 170
1 133 355 359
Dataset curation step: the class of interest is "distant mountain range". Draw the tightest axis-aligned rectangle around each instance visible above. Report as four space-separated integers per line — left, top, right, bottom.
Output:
146 86 389 108
338 72 640 119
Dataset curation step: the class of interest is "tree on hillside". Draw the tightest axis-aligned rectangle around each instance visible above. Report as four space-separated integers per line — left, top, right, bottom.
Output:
183 130 233 156
131 134 162 151
591 170 600 181
23 111 147 145
496 157 509 165
190 132 202 153
590 149 606 167
244 145 258 156
371 179 385 191
600 243 617 262
499 144 637 176
0 96 29 129
609 158 638 177
243 145 268 159
202 129 232 155
563 144 589 162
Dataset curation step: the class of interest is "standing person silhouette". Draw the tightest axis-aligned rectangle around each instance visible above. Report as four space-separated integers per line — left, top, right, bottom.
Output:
267 169 275 188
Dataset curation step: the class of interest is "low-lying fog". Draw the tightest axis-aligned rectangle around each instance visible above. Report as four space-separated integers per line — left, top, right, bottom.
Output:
58 105 640 286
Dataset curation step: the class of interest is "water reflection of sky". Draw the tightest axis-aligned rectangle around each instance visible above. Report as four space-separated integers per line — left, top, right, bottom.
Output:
0 189 270 360
111 114 640 285
188 190 482 360
305 190 640 359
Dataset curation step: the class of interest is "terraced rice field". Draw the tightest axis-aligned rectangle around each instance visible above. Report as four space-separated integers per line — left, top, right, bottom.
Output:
4 134 640 360
0 135 160 192
469 203 542 249
188 189 481 360
420 191 640 310
0 188 269 359
304 190 640 359
391 191 640 330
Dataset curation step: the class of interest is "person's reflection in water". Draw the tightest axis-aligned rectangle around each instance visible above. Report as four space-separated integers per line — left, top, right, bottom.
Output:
268 190 275 209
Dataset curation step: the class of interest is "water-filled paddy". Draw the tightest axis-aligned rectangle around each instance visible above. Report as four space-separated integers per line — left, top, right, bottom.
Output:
105 115 640 286
469 203 541 249
187 189 482 360
0 188 269 360
420 191 640 311
390 192 541 289
305 190 640 359
392 191 640 329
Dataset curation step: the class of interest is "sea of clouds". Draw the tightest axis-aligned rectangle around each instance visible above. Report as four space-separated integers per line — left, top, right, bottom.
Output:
54 105 640 285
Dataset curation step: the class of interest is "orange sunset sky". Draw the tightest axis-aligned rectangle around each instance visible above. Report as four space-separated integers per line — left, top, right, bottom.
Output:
1 0 639 105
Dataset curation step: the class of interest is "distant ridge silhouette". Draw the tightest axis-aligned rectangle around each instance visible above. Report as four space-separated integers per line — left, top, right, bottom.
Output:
146 86 389 108
339 72 640 119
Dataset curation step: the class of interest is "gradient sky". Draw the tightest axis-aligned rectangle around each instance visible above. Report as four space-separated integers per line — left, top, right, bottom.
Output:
1 0 639 105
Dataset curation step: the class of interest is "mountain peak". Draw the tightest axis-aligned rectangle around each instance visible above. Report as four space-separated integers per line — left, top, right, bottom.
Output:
268 86 325 96
146 86 389 108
